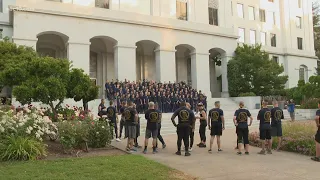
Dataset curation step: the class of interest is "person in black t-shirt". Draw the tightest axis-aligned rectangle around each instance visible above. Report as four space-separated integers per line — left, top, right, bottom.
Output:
143 102 161 154
233 101 253 155
106 101 120 142
208 101 225 153
171 102 195 156
271 101 284 151
196 103 207 148
119 101 127 139
257 101 272 155
311 101 320 162
124 101 138 152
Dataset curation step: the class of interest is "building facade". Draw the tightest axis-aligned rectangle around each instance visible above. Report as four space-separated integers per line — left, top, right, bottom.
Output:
0 0 317 98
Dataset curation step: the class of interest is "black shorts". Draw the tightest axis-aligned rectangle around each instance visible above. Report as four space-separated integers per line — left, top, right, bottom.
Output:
315 130 320 143
260 128 271 140
271 125 282 137
237 128 249 144
145 128 158 139
211 125 222 136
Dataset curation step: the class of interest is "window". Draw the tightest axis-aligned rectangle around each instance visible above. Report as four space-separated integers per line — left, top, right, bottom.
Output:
95 0 109 9
273 12 276 25
271 33 277 47
237 3 244 18
296 16 302 28
248 6 255 20
260 32 266 45
177 0 188 20
238 28 245 43
209 8 219 26
231 1 233 16
268 0 274 2
272 56 279 64
299 65 308 82
297 37 303 50
250 30 256 44
268 12 276 25
259 9 266 22
298 0 302 8
0 0 2 13
0 29 2 39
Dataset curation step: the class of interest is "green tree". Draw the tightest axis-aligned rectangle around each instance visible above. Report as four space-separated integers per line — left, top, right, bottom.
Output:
227 44 288 97
313 2 320 74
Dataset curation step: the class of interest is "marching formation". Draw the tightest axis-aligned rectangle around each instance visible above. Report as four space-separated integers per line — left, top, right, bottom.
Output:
98 98 296 157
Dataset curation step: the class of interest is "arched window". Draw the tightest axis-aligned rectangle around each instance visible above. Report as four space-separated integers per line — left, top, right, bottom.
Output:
299 65 308 82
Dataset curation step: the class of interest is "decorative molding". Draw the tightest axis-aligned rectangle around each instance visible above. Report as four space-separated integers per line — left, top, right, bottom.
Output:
67 41 91 45
12 37 38 42
154 48 176 52
208 0 219 9
113 45 137 49
10 6 238 40
189 52 210 56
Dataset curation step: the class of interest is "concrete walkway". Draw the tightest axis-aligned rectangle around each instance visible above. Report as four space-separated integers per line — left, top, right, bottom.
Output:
112 128 319 180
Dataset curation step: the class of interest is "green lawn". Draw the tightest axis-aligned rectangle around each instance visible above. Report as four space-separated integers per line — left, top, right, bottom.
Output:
0 155 182 180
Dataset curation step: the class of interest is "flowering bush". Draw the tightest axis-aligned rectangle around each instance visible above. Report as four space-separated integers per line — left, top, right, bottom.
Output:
45 105 95 122
0 107 57 141
249 121 317 156
87 120 111 148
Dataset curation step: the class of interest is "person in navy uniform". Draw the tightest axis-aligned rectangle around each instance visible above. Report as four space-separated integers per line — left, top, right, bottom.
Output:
208 101 225 153
106 101 120 142
171 102 196 156
271 101 284 151
233 101 253 155
311 101 320 162
257 101 272 155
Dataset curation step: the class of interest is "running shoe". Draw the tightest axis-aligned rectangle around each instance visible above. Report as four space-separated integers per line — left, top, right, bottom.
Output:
175 151 181 155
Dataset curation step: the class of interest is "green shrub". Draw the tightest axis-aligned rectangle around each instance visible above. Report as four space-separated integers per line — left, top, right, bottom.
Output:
57 121 89 150
249 121 317 156
0 136 46 161
239 92 256 97
87 120 112 148
299 98 319 109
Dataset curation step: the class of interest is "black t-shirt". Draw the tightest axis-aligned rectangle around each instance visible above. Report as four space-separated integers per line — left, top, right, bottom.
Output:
172 107 195 127
316 109 320 131
257 108 271 129
145 109 161 130
271 107 284 127
106 106 117 122
208 108 224 127
124 107 137 126
199 110 207 126
234 108 251 129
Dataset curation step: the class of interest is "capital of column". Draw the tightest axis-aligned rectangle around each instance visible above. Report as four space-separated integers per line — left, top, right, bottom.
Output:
66 41 91 46
154 48 176 53
113 45 137 49
189 52 210 56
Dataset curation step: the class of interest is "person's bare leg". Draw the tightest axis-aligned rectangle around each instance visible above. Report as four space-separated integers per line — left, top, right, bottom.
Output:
217 136 221 149
238 143 243 153
152 138 157 148
277 137 282 151
244 144 249 153
316 141 320 157
209 136 215 150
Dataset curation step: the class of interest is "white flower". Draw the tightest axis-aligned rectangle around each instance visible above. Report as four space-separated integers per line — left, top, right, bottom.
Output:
26 129 31 134
101 126 105 129
96 132 99 134
0 126 4 133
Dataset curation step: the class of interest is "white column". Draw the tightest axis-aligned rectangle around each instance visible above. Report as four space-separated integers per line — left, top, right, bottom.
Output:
221 55 231 97
67 42 90 74
155 48 176 83
114 45 136 81
190 52 211 96
102 52 107 98
12 37 37 50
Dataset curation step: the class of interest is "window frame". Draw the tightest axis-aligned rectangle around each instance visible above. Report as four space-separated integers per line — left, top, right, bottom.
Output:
296 16 302 29
237 3 244 18
208 7 219 26
297 37 303 50
272 56 279 64
238 28 245 43
271 33 277 47
260 32 266 45
176 0 188 21
248 6 255 20
259 9 266 22
250 30 256 44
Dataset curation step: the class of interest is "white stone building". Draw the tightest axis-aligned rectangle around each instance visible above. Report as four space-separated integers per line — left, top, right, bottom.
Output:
0 0 317 98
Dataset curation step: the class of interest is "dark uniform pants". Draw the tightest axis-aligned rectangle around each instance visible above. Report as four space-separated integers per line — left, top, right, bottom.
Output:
177 125 191 151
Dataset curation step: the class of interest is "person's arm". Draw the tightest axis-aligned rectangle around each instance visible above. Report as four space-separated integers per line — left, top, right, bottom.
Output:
171 111 178 127
257 110 260 120
207 112 211 129
248 111 253 126
233 111 238 126
221 110 225 130
315 110 320 127
158 112 162 124
199 110 206 120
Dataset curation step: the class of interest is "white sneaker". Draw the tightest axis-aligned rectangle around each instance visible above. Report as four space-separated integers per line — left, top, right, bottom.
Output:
116 138 121 142
189 148 192 152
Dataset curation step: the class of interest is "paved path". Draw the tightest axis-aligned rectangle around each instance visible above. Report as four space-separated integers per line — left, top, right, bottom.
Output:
112 128 319 180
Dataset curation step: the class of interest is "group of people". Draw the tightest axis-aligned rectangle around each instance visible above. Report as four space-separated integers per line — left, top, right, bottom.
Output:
98 96 320 162
104 79 207 113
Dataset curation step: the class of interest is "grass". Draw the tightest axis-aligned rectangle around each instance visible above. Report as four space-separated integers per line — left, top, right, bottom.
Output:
0 155 185 180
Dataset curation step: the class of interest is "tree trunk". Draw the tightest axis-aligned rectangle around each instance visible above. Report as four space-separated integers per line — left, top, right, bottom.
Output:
83 101 88 112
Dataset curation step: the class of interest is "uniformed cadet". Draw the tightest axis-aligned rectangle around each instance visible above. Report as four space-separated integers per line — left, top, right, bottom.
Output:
257 101 272 155
106 101 120 142
271 101 284 151
208 101 225 153
233 101 253 155
124 101 139 152
171 102 196 156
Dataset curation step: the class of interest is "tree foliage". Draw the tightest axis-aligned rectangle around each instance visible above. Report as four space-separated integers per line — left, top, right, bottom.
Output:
0 41 98 111
227 44 288 97
313 2 320 74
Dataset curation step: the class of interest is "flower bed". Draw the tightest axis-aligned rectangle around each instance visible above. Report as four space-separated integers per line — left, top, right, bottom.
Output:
0 105 112 161
249 121 317 156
